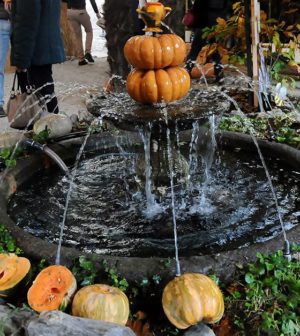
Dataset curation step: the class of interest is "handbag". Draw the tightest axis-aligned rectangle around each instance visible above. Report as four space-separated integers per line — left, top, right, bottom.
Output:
6 72 44 129
182 9 197 28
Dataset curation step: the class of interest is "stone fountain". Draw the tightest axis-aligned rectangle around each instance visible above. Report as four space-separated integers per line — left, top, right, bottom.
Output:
0 1 299 285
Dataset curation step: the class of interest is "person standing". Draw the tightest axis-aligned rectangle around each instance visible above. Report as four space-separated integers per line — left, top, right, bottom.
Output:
66 0 101 66
0 0 11 117
10 0 65 114
185 0 228 79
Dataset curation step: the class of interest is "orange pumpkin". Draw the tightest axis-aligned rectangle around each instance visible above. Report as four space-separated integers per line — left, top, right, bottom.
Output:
72 284 130 325
126 67 190 104
162 273 224 329
124 34 186 70
0 253 31 298
191 63 215 79
127 311 153 336
27 265 77 312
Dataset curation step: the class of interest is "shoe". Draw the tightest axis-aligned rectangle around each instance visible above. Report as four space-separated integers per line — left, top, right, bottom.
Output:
214 63 224 83
85 52 94 63
0 106 6 118
184 60 193 74
78 59 88 66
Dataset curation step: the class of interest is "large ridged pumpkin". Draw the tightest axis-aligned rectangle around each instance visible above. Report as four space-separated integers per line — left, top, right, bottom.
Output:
72 284 130 325
27 265 77 312
0 253 31 298
162 273 224 329
124 34 186 70
127 67 190 104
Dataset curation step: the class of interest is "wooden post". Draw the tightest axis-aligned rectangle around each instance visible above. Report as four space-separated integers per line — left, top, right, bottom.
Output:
251 0 260 108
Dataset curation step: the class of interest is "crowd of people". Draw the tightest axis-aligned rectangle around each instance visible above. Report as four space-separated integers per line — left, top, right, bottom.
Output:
0 0 102 119
0 0 227 120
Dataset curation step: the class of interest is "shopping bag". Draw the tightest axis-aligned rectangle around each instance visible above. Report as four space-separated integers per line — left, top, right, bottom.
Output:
6 73 43 129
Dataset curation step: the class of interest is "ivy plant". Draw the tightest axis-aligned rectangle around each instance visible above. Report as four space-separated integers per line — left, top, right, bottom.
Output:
0 224 22 255
226 246 300 335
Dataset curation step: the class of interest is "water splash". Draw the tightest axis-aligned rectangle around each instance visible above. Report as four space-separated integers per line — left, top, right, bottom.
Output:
198 115 218 213
164 115 181 276
55 117 103 265
216 89 288 243
139 125 162 218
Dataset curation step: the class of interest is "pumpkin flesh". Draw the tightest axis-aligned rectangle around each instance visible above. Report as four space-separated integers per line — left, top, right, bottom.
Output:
162 273 224 329
27 265 77 312
0 254 31 298
72 284 130 325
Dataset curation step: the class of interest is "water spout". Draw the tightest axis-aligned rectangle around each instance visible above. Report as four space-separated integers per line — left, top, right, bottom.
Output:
22 139 69 174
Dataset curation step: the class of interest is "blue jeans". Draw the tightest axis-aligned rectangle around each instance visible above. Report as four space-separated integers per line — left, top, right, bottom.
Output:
0 19 11 107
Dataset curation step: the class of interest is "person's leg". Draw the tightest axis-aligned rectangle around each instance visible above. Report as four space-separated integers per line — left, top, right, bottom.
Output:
0 19 11 114
67 9 85 61
185 27 205 72
79 10 93 61
28 64 59 114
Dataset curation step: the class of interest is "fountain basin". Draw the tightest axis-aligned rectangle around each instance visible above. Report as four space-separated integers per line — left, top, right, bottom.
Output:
1 131 300 283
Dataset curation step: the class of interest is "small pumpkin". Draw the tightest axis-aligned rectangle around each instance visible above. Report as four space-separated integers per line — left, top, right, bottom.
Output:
72 284 130 325
126 67 190 104
191 63 215 79
127 311 153 336
124 34 186 70
0 253 31 298
27 265 77 312
162 273 224 329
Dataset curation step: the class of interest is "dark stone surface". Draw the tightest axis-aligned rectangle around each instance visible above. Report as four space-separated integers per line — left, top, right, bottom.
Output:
184 323 216 336
0 132 299 285
26 311 135 336
0 304 36 336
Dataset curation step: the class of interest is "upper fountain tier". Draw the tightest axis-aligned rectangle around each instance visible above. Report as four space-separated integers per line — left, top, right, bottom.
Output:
87 88 230 131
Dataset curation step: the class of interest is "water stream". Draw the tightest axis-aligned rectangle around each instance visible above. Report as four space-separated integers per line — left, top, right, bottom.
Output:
55 118 103 264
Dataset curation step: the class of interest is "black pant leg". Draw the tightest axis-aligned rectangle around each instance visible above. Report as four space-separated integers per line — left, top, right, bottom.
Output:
28 64 59 114
16 71 28 93
186 27 205 63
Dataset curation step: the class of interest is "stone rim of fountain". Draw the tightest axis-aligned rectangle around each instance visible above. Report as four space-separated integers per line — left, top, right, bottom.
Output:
0 130 299 283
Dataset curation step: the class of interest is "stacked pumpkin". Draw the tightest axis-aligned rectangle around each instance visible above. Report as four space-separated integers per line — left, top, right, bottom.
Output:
124 34 190 104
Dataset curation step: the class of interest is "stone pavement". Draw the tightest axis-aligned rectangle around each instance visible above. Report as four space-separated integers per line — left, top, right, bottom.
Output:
1 57 109 133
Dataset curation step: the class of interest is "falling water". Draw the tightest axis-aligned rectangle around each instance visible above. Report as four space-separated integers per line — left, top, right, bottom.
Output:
188 120 200 188
42 147 69 174
161 21 175 34
55 118 103 265
0 83 61 188
198 115 218 212
217 89 288 242
139 125 161 218
166 125 181 276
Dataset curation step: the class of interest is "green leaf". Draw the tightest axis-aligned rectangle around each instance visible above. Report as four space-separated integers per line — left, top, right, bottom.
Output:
245 273 255 284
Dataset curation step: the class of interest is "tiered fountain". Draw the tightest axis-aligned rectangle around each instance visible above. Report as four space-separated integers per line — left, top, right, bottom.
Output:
1 0 299 288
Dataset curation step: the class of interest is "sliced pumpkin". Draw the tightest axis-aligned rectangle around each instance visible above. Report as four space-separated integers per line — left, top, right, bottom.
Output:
27 265 77 312
0 253 31 298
